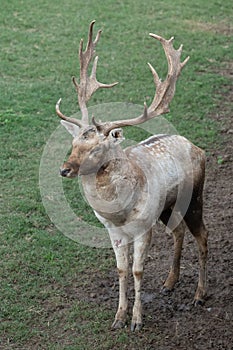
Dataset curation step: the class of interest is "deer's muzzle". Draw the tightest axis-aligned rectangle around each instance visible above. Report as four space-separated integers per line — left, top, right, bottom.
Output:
60 167 71 177
60 160 80 178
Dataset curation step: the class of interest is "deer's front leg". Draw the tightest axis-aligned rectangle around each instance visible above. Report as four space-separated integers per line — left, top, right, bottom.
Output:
131 230 152 331
111 237 129 330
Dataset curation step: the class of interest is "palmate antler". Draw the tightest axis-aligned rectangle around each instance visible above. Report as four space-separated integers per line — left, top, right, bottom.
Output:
56 20 118 127
56 21 189 133
93 34 190 135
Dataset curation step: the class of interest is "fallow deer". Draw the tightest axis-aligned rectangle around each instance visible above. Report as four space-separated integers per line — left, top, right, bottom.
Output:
56 21 208 331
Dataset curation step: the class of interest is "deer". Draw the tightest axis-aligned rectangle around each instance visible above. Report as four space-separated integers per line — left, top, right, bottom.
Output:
55 21 208 331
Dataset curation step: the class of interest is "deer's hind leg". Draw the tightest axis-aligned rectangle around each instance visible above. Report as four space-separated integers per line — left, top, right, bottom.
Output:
160 209 186 293
184 192 208 305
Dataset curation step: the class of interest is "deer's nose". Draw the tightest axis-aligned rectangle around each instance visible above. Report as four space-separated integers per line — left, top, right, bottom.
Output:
60 168 71 177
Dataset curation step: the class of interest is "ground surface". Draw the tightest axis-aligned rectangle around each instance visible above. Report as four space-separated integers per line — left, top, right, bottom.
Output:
71 85 233 350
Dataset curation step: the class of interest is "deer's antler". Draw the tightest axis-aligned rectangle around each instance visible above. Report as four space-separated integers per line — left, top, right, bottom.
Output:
56 20 118 126
56 98 84 127
73 20 118 124
93 34 189 135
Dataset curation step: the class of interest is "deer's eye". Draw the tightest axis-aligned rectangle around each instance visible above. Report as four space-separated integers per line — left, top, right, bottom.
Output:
82 131 90 140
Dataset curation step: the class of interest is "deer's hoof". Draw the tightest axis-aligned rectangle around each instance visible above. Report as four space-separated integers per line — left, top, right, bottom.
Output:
161 286 173 295
111 319 126 330
131 322 143 332
193 299 205 307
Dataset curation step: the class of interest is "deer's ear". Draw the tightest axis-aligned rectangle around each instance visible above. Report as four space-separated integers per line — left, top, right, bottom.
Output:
60 120 80 138
109 128 125 144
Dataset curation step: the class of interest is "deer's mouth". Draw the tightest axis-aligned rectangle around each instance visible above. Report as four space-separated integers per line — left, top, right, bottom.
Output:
60 162 79 178
60 168 79 178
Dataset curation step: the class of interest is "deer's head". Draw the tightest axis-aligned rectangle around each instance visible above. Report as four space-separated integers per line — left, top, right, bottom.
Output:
59 118 124 177
57 21 189 178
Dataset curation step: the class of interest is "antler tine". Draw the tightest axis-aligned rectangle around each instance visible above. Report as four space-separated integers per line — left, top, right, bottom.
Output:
92 102 149 133
147 33 189 116
88 20 102 48
72 20 118 125
94 33 189 135
56 98 84 127
78 20 101 71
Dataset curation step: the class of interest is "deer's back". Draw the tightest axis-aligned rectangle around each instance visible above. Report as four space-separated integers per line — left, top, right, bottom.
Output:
126 134 205 206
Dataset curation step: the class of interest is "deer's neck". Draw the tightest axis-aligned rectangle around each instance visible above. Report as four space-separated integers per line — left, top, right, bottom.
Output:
81 148 145 221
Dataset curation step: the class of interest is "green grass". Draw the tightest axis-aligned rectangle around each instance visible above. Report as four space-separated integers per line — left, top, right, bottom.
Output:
0 0 232 349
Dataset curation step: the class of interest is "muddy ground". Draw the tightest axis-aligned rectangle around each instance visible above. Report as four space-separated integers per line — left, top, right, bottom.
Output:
77 80 233 349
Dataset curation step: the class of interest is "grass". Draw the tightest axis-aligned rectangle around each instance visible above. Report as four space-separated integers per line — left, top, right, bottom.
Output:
0 0 232 349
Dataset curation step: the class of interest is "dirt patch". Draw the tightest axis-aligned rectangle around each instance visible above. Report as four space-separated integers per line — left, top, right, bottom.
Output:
184 19 233 37
217 61 233 79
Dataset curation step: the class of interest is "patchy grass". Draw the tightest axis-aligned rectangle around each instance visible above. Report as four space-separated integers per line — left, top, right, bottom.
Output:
0 0 232 349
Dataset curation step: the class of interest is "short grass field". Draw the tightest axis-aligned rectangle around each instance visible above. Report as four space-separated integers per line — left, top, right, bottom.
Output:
0 0 232 349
